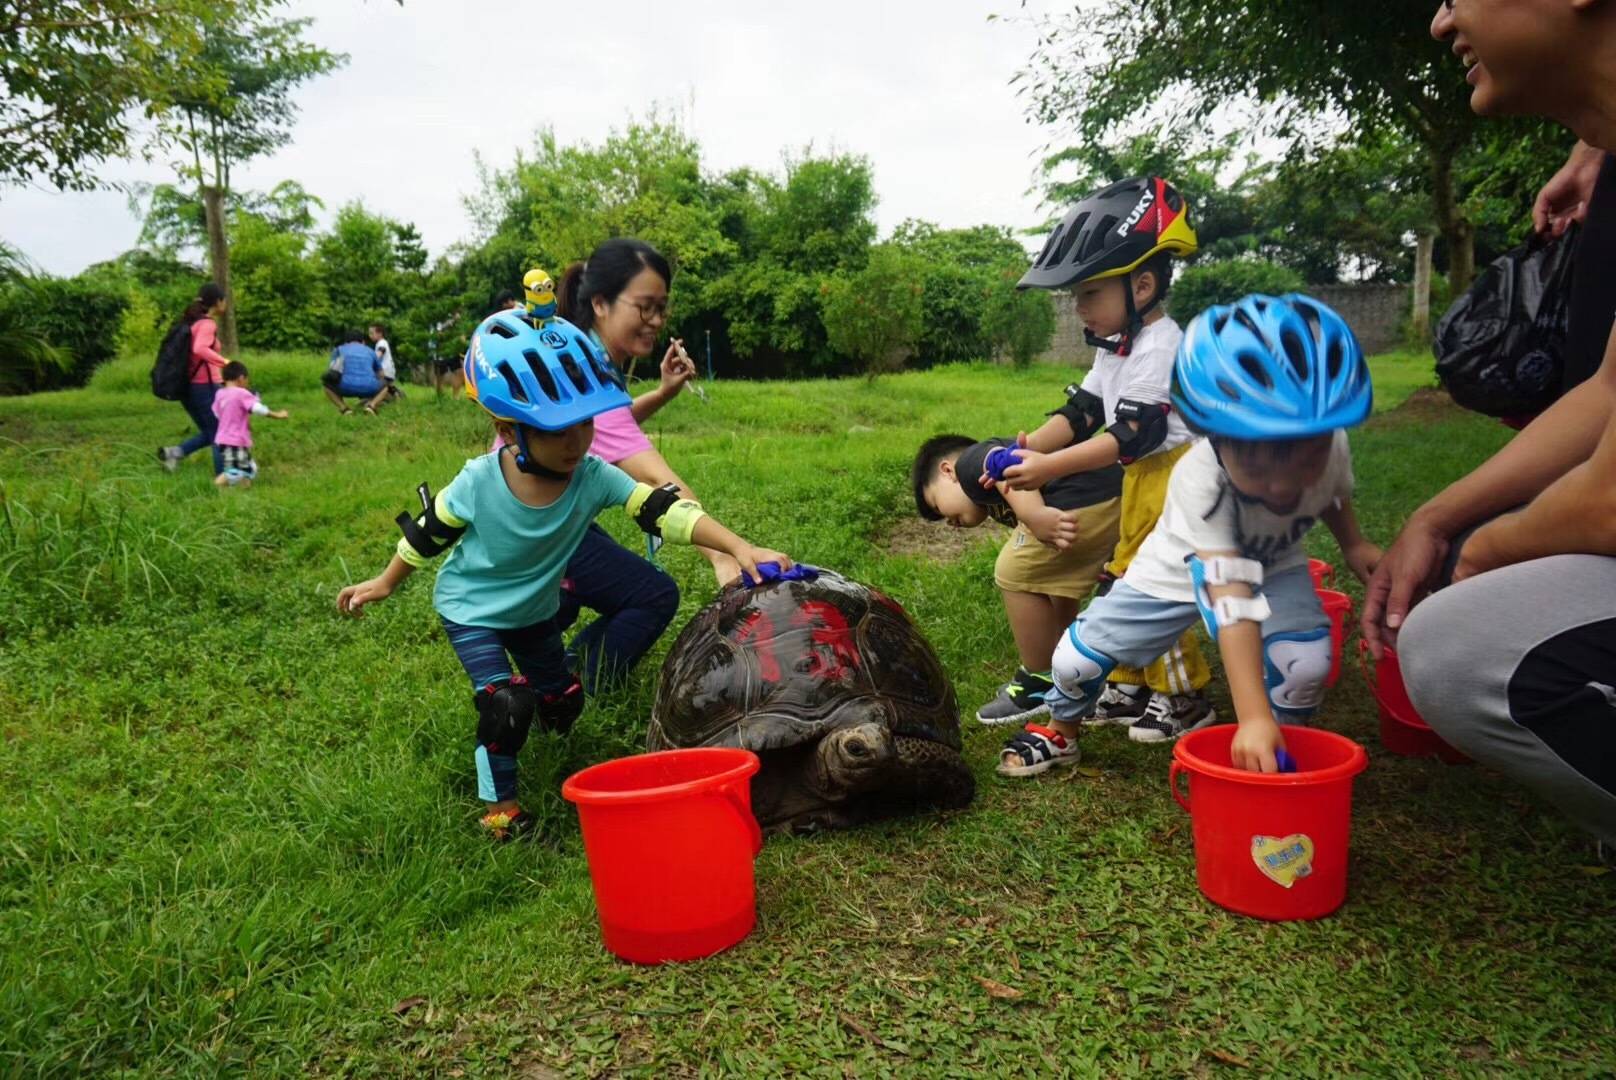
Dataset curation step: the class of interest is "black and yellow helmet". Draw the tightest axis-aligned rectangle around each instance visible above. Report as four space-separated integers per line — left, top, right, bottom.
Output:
1018 176 1198 291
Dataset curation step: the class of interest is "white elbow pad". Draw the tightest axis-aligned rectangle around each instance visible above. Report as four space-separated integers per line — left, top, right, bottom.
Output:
1187 555 1271 641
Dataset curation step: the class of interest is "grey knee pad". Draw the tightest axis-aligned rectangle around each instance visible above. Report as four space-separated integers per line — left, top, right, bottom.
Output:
474 677 538 756
1263 629 1332 720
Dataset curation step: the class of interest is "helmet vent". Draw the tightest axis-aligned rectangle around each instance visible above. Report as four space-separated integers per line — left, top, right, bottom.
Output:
487 321 518 339
1326 338 1345 380
1281 330 1310 382
497 361 529 403
1232 307 1264 340
1216 377 1243 401
1080 215 1119 262
558 351 591 395
1238 352 1274 390
1050 215 1085 267
523 350 561 402
592 354 622 389
1035 224 1066 269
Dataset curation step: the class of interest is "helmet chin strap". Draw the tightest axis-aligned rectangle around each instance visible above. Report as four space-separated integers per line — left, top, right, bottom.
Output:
510 425 571 480
1083 274 1160 357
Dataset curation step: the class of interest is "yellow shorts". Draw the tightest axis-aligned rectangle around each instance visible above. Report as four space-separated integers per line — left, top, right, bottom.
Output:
994 497 1122 601
1106 443 1211 695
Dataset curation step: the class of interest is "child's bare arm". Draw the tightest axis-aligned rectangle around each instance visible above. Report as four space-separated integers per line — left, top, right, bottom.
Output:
338 555 414 616
1002 432 1121 491
1002 486 1078 550
1321 497 1381 583
1196 548 1285 772
1022 413 1075 453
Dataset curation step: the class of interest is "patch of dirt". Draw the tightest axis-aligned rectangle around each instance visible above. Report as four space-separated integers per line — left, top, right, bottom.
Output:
879 517 1007 562
1368 386 1463 427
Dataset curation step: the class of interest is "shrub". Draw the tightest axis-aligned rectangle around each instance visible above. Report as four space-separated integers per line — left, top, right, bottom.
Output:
982 264 1056 366
1168 258 1306 324
821 245 926 376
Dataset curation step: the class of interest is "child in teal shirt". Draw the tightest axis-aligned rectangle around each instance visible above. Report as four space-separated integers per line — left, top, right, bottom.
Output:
338 311 790 840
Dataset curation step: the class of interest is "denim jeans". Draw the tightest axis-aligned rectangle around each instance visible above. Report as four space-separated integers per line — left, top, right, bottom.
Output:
177 382 223 474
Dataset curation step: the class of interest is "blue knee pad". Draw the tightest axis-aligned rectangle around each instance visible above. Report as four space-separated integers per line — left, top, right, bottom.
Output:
1048 623 1118 720
1263 629 1332 720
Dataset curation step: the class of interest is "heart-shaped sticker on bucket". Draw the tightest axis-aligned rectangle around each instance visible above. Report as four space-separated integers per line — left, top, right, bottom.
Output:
1251 834 1315 889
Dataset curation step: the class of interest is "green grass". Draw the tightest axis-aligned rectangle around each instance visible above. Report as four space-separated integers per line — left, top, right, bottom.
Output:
1 350 1611 1077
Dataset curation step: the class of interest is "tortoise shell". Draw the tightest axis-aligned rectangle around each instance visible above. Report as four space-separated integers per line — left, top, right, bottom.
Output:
647 570 961 754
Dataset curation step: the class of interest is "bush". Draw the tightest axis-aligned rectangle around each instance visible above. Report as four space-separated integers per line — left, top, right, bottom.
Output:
1168 258 1306 324
114 288 166 363
821 245 926 376
0 274 128 394
982 264 1056 366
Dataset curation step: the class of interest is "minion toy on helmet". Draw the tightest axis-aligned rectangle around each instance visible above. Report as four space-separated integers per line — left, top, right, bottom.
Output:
523 268 558 324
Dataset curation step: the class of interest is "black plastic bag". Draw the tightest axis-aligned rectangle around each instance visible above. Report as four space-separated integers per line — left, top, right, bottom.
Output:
1434 224 1579 418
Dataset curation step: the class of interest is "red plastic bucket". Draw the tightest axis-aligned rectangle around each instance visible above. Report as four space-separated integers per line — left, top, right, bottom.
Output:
1357 642 1470 764
562 748 764 964
1308 558 1335 591
1170 726 1368 920
1316 589 1352 689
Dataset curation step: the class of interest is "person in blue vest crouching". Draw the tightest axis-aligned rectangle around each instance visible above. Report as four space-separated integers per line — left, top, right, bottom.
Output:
322 330 393 416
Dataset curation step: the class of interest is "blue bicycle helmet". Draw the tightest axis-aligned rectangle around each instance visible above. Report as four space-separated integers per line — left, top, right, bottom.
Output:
463 311 629 431
1172 293 1372 440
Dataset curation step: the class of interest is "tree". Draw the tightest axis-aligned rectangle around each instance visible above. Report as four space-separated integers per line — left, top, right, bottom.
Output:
156 9 344 352
822 245 926 377
890 220 1044 366
0 1 212 190
1018 1 1542 292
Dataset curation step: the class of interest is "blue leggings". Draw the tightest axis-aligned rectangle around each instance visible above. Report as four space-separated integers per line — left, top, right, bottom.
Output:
442 616 574 803
555 524 680 692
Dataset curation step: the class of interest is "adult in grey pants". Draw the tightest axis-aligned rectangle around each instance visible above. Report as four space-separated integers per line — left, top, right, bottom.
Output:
1363 2 1616 850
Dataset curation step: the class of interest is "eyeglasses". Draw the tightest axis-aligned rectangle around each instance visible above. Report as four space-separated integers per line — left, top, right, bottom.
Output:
616 296 669 323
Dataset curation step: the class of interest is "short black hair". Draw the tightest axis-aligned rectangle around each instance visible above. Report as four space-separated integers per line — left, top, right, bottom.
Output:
221 360 248 382
491 289 519 313
368 322 386 335
911 434 975 521
344 329 367 344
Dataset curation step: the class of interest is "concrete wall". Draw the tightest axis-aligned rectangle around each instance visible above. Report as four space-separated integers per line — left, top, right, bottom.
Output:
1032 282 1410 364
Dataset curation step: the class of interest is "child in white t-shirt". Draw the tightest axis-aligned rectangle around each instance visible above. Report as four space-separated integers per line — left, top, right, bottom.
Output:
1020 294 1381 775
369 323 402 400
996 177 1214 770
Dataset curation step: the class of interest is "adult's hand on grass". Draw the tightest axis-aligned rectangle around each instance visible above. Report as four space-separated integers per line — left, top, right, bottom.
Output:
337 578 393 617
1361 516 1449 658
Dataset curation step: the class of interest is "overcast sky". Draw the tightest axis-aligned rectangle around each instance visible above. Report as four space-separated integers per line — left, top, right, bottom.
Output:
0 0 1069 277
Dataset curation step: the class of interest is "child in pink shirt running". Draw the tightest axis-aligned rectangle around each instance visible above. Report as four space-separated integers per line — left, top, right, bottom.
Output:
211 361 289 488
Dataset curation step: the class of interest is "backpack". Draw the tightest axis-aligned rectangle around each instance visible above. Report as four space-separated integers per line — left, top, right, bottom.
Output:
1434 224 1579 418
151 318 197 401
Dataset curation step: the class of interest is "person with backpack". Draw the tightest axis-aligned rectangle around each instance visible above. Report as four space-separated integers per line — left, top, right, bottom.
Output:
155 282 231 475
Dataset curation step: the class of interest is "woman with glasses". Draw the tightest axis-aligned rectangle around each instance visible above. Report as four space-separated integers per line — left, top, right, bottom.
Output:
537 238 719 691
1363 0 1616 857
